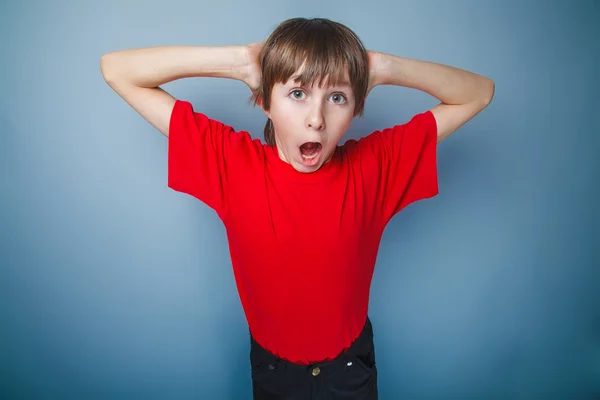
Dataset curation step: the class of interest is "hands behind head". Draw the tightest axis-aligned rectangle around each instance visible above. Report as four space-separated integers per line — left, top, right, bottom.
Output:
244 42 264 93
366 50 383 97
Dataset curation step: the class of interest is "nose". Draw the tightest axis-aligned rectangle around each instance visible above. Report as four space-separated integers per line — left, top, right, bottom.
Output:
306 102 325 131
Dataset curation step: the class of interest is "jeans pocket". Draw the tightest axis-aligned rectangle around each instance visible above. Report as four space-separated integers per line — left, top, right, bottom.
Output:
251 359 280 379
353 354 377 376
327 355 377 399
353 338 377 372
251 360 293 400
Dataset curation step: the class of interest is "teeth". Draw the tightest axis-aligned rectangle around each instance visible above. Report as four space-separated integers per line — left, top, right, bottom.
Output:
302 152 319 160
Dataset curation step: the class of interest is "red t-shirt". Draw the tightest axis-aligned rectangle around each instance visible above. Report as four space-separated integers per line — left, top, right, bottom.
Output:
168 100 438 364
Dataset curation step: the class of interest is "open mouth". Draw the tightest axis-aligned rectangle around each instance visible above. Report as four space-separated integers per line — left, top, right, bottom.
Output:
299 142 322 165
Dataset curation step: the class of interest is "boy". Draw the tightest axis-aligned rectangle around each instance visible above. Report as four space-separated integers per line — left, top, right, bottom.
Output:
101 17 494 400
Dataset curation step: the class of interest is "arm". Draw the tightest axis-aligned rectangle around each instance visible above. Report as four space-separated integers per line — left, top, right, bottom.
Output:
368 52 495 143
100 45 257 137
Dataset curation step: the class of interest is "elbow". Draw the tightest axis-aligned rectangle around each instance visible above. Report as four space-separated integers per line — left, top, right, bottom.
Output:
100 52 122 84
482 78 495 106
100 53 113 83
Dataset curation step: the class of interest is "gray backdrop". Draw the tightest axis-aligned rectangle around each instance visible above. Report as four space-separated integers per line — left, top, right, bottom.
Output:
1 0 599 398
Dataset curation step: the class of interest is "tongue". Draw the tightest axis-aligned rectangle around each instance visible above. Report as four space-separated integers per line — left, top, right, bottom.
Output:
300 142 320 155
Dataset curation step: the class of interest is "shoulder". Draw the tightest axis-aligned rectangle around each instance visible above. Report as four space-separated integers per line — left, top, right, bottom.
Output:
170 99 261 151
341 110 437 157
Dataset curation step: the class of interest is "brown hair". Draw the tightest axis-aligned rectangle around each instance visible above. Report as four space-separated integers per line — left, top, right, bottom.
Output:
250 18 370 146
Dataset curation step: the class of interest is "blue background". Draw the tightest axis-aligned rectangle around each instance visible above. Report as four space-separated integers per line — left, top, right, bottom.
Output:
1 0 599 398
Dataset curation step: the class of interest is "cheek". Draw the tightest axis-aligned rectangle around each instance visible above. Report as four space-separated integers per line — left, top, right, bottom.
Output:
271 102 301 132
326 108 354 132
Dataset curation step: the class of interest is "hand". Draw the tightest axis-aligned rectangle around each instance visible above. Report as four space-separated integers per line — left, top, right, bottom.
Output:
243 42 263 92
366 50 383 96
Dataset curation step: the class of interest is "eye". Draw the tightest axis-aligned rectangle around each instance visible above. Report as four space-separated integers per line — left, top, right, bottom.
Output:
329 93 347 104
290 89 306 100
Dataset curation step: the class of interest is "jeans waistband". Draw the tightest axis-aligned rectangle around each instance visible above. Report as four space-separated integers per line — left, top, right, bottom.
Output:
250 317 375 371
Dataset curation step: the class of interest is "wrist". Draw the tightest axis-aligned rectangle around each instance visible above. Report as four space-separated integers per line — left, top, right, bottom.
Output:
234 45 250 81
370 51 394 87
218 45 249 82
367 51 387 90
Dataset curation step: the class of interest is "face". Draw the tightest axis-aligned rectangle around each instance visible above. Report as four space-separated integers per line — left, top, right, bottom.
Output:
264 70 356 173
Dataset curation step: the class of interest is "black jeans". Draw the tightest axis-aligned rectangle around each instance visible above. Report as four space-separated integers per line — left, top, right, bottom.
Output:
249 318 378 399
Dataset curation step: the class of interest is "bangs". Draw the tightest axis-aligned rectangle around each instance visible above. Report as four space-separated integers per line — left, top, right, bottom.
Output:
262 18 365 89
270 43 351 88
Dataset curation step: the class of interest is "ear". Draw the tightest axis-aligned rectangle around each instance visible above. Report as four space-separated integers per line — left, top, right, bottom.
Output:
255 94 264 109
256 96 271 119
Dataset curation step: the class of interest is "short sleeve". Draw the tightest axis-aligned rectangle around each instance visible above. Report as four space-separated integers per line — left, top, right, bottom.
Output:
167 100 235 218
359 110 439 223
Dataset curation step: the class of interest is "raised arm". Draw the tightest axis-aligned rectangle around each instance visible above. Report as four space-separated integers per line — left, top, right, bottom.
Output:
100 45 259 137
367 51 495 143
